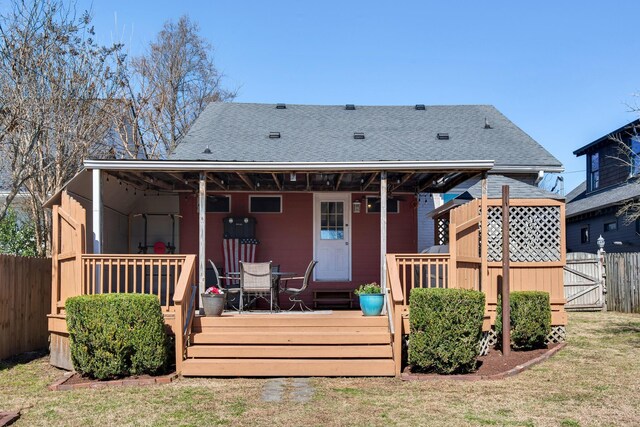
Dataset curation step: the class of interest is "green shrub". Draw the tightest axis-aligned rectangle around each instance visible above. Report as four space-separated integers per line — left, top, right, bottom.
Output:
354 282 381 295
496 291 551 350
66 294 169 380
408 288 485 374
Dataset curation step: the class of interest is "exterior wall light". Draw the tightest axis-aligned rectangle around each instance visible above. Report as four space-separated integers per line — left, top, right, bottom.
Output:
353 199 361 213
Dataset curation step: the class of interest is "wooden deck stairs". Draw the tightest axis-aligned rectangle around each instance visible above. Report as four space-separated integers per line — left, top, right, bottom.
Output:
180 311 395 377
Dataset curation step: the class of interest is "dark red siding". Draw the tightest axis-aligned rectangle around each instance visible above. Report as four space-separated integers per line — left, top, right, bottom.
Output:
179 192 417 307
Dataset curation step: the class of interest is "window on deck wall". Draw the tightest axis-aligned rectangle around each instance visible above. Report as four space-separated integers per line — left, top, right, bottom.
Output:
206 195 231 213
589 152 600 191
249 195 282 213
365 196 399 213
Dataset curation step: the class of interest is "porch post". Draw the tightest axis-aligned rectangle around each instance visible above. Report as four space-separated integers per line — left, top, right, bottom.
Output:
92 169 103 293
92 168 103 254
198 172 207 309
380 171 388 293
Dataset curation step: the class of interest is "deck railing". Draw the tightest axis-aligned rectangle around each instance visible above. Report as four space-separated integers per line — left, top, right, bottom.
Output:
81 254 188 311
386 254 407 377
393 253 451 305
173 255 197 373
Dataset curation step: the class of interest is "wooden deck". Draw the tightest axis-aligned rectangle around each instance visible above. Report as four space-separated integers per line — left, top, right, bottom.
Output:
181 310 395 377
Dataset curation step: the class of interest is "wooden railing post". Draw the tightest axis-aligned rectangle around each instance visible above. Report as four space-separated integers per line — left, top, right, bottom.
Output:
386 254 405 378
172 255 196 375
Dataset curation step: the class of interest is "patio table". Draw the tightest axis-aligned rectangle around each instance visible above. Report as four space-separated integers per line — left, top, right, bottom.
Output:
227 271 296 311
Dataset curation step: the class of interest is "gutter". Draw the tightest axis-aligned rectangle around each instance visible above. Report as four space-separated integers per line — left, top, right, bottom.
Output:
83 159 496 172
491 165 564 174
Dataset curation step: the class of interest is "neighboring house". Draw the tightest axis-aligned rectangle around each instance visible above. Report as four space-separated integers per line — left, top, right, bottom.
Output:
566 119 640 253
45 102 566 377
0 168 29 220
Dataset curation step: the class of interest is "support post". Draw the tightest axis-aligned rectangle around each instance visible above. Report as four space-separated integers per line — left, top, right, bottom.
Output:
92 169 103 293
380 171 388 298
92 169 103 254
501 185 511 357
198 172 207 309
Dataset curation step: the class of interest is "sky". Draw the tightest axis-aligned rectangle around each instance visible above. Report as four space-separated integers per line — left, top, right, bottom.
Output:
76 0 640 194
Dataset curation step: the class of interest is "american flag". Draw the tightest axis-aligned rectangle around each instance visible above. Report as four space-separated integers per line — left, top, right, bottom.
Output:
223 238 259 283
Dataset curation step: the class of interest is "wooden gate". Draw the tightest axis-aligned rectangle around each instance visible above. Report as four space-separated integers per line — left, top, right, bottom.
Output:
563 252 605 311
51 191 86 315
449 198 482 290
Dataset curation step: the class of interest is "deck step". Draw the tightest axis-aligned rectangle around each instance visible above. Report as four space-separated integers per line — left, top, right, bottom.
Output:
186 344 393 359
190 331 391 345
180 358 396 377
191 326 389 334
193 314 388 328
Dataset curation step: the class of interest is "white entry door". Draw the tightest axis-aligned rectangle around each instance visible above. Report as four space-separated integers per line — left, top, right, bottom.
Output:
313 194 351 281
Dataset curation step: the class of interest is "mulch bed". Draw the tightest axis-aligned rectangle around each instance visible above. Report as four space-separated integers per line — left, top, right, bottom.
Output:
402 342 566 381
49 371 178 391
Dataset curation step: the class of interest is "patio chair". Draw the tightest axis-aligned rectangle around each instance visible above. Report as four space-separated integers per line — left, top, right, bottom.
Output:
239 261 274 312
282 260 317 311
208 259 241 310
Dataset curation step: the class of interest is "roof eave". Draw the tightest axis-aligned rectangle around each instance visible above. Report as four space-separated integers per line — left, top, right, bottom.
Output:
573 119 640 157
490 165 564 174
83 159 496 172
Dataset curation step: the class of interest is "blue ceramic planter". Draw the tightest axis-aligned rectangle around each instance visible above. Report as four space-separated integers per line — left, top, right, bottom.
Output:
358 294 384 316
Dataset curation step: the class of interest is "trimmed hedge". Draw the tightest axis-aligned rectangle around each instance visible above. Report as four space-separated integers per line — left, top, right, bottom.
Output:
66 294 169 380
408 288 485 374
496 291 551 350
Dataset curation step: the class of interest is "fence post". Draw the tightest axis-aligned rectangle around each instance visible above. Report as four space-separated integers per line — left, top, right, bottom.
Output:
596 235 607 312
501 185 511 357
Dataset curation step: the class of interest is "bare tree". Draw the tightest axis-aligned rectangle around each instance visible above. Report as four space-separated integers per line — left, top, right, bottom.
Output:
607 123 640 224
0 0 124 254
120 15 235 158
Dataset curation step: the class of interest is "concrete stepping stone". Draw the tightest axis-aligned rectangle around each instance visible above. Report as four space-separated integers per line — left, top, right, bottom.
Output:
290 378 314 403
261 378 286 402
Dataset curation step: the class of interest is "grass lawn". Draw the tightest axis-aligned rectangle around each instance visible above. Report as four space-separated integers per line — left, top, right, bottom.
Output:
1 311 639 427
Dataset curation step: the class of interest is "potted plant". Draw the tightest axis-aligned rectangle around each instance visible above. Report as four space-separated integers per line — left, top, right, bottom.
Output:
201 287 226 316
355 282 384 316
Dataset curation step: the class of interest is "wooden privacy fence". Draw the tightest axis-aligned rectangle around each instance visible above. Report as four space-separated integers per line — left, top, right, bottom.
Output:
0 255 52 360
604 253 640 313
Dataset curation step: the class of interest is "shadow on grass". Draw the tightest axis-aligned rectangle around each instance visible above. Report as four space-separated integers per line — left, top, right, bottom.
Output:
0 349 48 372
600 322 640 347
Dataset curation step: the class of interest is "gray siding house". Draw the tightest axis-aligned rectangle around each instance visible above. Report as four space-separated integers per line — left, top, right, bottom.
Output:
566 119 640 253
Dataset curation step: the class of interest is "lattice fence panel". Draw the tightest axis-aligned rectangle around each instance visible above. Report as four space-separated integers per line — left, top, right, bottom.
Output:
436 218 449 245
478 329 498 356
487 206 561 262
545 326 567 344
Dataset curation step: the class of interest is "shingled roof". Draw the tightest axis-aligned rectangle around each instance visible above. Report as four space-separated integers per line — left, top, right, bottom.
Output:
168 103 562 170
428 174 563 218
457 174 564 200
566 180 640 218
